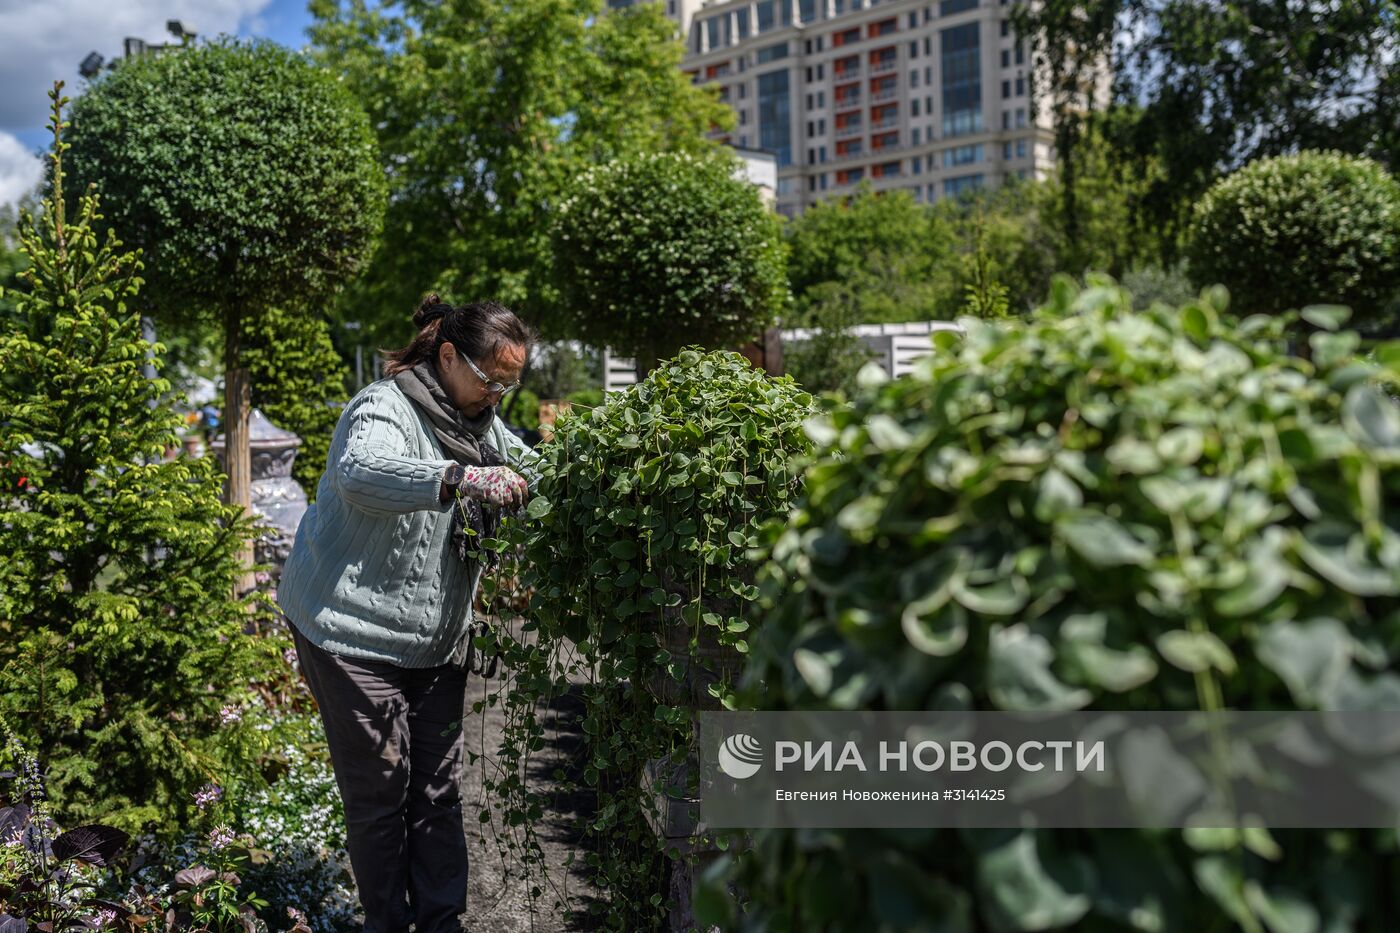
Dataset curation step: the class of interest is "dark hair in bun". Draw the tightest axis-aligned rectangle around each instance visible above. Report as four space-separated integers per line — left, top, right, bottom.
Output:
383 293 533 376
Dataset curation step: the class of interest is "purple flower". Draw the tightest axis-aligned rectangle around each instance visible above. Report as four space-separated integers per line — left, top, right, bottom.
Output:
209 826 235 850
219 705 242 725
92 909 118 928
194 783 223 810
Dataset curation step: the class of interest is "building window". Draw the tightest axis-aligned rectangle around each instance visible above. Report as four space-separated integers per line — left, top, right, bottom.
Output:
925 65 933 83
1001 19 1011 37
778 177 797 196
1002 141 1011 159
819 118 826 133
940 0 977 14
913 127 921 144
1017 139 1027 158
943 143 983 166
817 90 825 107
740 84 748 98
912 98 921 116
757 0 776 32
821 173 829 190
944 173 984 197
1016 44 1025 65
807 120 815 137
1016 76 1025 96
739 134 748 146
1002 110 1011 130
924 36 932 55
758 69 793 166
909 12 918 27
911 70 920 88
809 175 817 192
800 0 818 23
819 145 827 162
1002 80 1011 99
706 17 723 51
910 41 918 58
757 42 789 64
941 23 983 137
1001 49 1011 68
913 155 922 174
737 9 750 38
806 93 814 109
1016 107 1027 127
740 110 748 125
817 63 825 79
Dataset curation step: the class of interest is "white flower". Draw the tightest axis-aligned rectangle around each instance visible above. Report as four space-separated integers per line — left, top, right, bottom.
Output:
219 705 243 725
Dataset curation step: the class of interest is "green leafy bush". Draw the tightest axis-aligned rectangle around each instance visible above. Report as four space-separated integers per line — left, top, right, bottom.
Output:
714 278 1400 930
1187 151 1400 324
243 307 352 501
551 152 787 373
489 349 814 929
0 88 280 833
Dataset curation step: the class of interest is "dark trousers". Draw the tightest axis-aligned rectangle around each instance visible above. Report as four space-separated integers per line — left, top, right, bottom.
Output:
292 627 469 933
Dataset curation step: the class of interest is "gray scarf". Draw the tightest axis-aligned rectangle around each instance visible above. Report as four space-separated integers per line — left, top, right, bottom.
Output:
393 362 506 567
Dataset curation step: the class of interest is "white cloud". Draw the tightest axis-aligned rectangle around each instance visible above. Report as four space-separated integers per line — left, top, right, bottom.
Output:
0 131 43 208
0 0 275 135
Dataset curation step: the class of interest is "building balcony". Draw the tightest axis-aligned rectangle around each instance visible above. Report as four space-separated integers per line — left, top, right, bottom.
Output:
834 95 862 109
833 63 862 80
871 115 899 130
836 122 864 138
869 58 899 75
836 147 866 161
870 86 900 102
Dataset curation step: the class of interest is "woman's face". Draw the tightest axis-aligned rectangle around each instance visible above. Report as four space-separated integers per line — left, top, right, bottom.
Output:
437 340 527 419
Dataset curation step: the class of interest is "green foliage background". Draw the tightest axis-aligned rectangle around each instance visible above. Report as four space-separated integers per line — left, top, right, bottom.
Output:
242 306 352 500
0 92 280 833
706 280 1400 930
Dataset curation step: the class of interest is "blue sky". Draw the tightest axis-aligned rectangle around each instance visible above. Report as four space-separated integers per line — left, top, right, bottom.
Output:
1 0 317 206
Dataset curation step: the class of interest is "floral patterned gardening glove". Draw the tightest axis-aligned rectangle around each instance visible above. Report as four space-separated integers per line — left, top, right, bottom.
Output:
459 465 529 508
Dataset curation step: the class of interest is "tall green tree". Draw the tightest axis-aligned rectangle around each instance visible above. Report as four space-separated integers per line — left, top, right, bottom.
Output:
1018 0 1398 261
784 186 952 323
0 86 279 832
63 39 386 583
308 0 730 348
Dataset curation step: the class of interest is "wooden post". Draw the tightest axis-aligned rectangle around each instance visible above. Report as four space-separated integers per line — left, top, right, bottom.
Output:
224 304 257 596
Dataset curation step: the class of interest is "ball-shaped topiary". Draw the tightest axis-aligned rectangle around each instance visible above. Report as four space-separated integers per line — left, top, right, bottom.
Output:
65 38 386 325
550 151 788 374
1187 150 1400 323
715 278 1400 930
489 349 814 928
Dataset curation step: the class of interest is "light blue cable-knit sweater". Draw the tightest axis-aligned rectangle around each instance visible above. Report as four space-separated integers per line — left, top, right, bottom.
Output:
277 379 538 668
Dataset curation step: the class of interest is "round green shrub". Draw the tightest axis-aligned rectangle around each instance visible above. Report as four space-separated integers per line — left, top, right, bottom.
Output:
1187 151 1400 323
716 278 1400 930
550 151 788 371
490 349 815 929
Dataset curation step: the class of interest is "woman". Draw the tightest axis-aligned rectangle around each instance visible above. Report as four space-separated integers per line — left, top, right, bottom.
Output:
277 296 536 933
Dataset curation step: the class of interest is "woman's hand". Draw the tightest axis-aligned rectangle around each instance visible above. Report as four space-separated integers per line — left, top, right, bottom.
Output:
457 465 529 509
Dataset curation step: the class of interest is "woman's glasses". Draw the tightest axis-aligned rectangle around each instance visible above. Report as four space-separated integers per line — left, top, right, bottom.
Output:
463 354 521 397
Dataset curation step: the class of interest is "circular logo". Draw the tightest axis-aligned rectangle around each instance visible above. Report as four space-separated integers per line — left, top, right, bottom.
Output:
718 733 764 780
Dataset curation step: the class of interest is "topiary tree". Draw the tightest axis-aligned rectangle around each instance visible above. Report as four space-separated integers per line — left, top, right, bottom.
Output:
0 87 281 833
63 39 386 584
705 277 1400 929
485 349 814 929
550 152 787 377
242 306 352 501
1187 150 1400 324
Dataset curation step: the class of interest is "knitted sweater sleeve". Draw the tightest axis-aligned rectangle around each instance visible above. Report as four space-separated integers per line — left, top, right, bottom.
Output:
334 389 455 515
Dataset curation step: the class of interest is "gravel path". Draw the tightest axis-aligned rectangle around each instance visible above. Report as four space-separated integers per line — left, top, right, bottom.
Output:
459 655 603 932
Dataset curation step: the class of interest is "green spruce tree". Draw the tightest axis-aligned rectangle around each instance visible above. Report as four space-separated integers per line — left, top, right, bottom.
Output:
0 86 280 833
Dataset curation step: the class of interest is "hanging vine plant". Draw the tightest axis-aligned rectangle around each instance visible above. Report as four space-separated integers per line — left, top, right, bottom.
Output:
482 348 815 928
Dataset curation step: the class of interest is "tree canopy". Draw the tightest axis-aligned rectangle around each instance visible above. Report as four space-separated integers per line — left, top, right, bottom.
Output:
308 0 731 348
